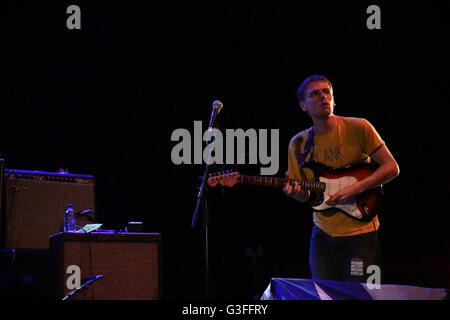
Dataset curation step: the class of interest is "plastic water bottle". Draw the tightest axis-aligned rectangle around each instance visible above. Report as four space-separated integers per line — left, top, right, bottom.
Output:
64 204 76 232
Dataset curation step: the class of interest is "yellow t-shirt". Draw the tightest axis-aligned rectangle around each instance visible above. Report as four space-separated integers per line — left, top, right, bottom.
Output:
288 116 385 237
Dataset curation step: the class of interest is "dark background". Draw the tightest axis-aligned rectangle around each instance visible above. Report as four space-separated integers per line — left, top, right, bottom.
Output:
1 1 449 299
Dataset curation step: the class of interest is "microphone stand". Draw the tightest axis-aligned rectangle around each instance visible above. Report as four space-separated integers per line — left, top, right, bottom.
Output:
192 165 213 300
191 101 222 300
0 159 5 246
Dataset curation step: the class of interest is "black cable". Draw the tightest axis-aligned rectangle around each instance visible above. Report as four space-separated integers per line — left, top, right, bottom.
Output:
72 224 95 299
75 210 95 222
370 216 382 284
62 275 104 300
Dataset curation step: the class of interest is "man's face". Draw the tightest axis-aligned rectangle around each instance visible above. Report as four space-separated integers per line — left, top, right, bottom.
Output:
300 81 335 119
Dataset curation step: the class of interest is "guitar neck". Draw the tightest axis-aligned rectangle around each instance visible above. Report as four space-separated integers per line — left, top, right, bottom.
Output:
239 175 324 193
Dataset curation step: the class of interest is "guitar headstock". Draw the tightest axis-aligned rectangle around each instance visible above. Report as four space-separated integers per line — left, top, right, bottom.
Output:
207 171 241 187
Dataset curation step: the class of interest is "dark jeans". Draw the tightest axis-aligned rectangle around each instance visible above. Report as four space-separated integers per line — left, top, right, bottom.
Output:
309 225 381 283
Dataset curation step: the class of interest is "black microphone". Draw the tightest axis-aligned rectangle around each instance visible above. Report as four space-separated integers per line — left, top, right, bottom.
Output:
207 100 223 130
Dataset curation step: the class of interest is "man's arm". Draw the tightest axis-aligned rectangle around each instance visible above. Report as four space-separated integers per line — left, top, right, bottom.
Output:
358 144 400 191
326 144 399 206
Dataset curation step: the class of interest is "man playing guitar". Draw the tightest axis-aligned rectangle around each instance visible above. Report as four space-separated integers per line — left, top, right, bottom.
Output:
283 74 400 283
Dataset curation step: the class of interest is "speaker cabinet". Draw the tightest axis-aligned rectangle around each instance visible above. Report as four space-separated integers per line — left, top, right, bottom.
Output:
1 169 96 249
49 232 162 300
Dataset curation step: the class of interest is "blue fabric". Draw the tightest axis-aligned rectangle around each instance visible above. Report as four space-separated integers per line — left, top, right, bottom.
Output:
261 278 449 300
269 278 321 300
313 279 373 300
268 278 372 300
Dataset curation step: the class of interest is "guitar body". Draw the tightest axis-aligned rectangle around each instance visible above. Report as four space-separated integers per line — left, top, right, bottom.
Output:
303 161 382 221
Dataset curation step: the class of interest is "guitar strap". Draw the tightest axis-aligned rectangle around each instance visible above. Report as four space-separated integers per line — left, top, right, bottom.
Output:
298 126 314 168
297 127 318 205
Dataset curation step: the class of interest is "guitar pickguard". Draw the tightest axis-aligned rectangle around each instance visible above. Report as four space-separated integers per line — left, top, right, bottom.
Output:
311 176 363 219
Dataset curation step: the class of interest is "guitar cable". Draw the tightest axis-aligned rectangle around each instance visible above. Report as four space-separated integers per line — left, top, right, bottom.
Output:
371 216 381 283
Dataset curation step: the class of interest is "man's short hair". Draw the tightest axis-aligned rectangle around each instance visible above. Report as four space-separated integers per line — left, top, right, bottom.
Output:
297 75 333 103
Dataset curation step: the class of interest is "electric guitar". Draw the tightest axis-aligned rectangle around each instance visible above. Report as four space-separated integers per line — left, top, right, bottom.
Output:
207 162 382 221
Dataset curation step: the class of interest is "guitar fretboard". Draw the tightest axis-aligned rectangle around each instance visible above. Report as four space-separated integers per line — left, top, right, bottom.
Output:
240 175 325 193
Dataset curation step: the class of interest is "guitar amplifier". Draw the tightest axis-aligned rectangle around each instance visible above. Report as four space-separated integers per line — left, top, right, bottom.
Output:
1 169 96 250
49 232 162 300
